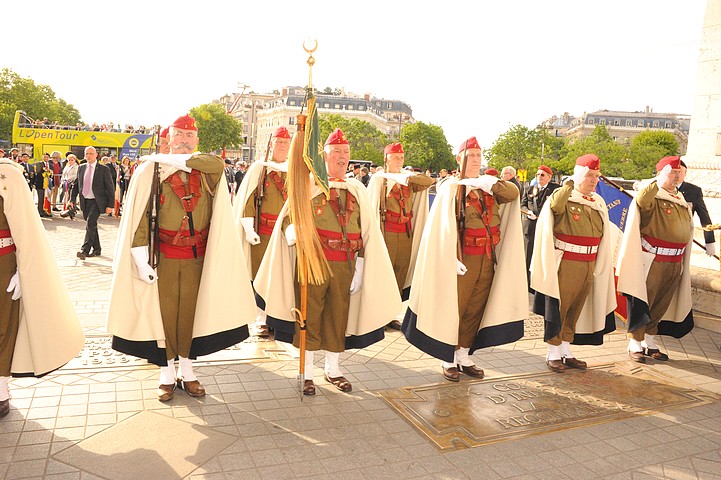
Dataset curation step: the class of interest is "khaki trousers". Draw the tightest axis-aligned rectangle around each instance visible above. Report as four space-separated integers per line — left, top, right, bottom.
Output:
295 259 354 352
548 259 595 345
631 260 682 341
457 254 495 348
157 253 204 360
0 253 19 376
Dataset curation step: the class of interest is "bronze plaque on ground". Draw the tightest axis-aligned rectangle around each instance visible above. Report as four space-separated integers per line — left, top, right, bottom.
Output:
378 363 720 450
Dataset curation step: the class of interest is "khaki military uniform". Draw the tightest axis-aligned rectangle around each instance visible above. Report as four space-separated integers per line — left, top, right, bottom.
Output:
381 175 433 292
132 154 222 360
547 183 604 345
631 182 691 341
293 186 363 353
457 181 518 348
243 170 287 278
0 200 19 377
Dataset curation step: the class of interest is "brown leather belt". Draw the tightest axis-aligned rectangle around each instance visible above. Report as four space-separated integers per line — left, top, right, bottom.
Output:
319 236 363 252
464 233 500 247
158 227 210 247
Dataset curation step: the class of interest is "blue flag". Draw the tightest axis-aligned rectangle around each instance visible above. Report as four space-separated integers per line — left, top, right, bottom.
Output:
596 177 631 231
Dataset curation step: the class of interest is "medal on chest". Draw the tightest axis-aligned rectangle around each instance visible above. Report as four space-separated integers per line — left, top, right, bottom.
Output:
662 202 672 215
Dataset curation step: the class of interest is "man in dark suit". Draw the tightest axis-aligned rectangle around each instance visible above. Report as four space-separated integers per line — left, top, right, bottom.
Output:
34 153 53 217
521 165 560 289
69 146 115 259
679 160 716 257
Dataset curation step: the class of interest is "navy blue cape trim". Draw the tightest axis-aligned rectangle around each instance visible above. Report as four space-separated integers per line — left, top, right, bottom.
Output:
626 294 694 338
470 319 525 353
401 308 455 363
534 294 616 345
401 286 411 302
112 325 249 367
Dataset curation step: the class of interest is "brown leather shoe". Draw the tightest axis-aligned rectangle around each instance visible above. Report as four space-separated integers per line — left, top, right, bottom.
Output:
628 350 646 363
177 379 206 397
324 373 352 392
76 251 87 260
157 384 175 402
0 399 9 418
386 320 402 330
458 364 485 378
644 348 669 361
442 366 460 382
303 380 316 396
546 359 568 372
563 357 587 369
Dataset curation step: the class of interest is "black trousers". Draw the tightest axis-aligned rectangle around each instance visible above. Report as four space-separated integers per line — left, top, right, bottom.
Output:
36 187 46 214
81 200 101 254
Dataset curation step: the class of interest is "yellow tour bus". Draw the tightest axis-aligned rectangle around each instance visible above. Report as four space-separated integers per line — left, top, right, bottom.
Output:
11 111 156 162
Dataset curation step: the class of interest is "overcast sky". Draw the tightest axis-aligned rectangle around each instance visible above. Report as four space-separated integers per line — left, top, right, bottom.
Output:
1 0 707 150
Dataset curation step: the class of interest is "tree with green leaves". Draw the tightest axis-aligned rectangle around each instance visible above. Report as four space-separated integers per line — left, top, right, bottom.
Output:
318 114 388 164
560 125 627 177
399 121 455 172
0 68 81 143
188 103 243 155
485 125 564 178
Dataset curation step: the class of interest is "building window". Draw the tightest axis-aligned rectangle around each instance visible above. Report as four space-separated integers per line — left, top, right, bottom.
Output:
653 121 659 128
587 118 595 125
324 103 330 108
600 119 606 125
665 121 672 128
614 120 620 126
638 120 645 127
289 117 295 125
347 104 354 110
289 100 296 106
626 120 633 127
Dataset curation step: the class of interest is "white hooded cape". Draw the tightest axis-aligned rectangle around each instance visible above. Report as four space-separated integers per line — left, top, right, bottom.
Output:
107 158 257 363
0 159 84 376
253 177 402 349
367 172 430 298
232 160 288 277
402 177 527 362
615 182 693 337
530 187 617 344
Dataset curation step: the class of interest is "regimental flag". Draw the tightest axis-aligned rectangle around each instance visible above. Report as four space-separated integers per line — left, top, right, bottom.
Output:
303 93 329 198
596 177 633 320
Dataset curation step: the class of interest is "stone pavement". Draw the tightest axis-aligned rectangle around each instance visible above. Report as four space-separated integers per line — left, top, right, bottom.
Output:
1 213 721 480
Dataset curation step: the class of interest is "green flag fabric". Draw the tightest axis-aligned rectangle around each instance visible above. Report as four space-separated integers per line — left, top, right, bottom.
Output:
304 93 329 198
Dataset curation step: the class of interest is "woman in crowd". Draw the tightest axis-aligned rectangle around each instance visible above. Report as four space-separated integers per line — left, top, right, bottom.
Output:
60 154 79 219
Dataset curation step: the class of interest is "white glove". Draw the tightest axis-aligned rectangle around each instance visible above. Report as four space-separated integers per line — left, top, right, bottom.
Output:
350 257 364 294
144 153 192 173
285 224 296 247
456 259 467 276
240 217 261 245
706 243 717 257
460 175 498 194
526 212 537 221
130 246 158 284
568 165 589 186
6 271 21 300
656 163 673 187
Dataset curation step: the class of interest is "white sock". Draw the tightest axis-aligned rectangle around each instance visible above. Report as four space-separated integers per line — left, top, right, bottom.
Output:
0 376 10 401
304 350 315 381
628 338 644 353
324 351 343 378
561 341 574 359
455 347 475 367
159 359 176 385
547 344 562 361
255 309 267 327
442 350 459 369
177 357 197 382
642 334 658 350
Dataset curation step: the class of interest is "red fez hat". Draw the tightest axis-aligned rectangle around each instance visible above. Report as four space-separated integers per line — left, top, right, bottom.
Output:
484 168 499 177
538 165 553 176
325 128 349 146
171 114 197 131
656 155 681 171
159 127 169 139
273 126 291 139
575 154 600 170
458 136 481 153
384 142 404 155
